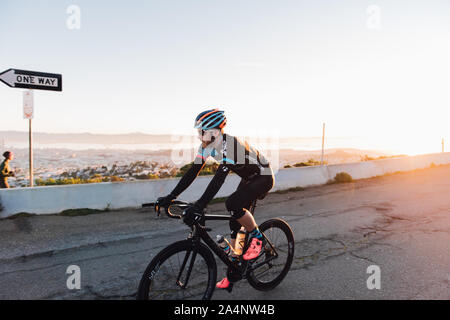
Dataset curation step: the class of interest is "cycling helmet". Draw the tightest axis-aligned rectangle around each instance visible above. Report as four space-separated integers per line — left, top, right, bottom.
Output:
194 109 227 130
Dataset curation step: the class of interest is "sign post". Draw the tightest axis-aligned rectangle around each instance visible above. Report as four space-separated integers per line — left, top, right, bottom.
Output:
23 90 34 187
29 118 33 187
1 68 62 187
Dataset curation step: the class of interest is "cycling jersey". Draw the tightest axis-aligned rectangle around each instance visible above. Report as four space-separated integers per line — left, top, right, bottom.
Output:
171 134 272 207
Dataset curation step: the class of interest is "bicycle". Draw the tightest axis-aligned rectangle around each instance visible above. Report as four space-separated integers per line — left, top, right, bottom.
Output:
137 197 295 300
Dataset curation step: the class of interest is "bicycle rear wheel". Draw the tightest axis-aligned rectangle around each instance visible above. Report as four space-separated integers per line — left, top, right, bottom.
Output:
246 218 295 291
137 240 217 300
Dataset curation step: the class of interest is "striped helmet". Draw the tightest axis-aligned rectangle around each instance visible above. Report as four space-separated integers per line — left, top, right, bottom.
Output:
194 109 227 130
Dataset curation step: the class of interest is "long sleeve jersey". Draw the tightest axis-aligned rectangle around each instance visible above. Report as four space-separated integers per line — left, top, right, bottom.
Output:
170 134 271 207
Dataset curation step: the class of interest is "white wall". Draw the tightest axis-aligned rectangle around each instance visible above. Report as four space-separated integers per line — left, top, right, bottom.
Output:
1 152 450 218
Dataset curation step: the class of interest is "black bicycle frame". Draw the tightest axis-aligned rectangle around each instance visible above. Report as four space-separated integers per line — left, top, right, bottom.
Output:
177 200 279 288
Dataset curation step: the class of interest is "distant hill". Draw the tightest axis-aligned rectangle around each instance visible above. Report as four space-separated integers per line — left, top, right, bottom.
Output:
0 131 391 157
0 131 325 145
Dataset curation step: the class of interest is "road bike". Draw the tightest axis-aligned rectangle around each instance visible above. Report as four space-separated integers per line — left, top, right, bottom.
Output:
137 198 294 300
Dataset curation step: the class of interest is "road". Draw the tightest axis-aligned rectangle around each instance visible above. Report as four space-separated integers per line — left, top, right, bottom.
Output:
0 165 449 299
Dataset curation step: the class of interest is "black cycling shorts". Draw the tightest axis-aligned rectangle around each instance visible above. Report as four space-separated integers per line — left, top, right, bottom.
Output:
226 173 274 238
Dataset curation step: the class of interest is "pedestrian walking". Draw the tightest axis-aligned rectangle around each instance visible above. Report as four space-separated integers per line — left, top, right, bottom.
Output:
0 151 15 189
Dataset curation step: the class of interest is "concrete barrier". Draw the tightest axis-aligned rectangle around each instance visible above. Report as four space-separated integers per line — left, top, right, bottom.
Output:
1 152 450 218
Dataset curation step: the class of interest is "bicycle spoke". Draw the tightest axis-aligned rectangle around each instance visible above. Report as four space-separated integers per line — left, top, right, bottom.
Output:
247 219 294 289
145 248 211 300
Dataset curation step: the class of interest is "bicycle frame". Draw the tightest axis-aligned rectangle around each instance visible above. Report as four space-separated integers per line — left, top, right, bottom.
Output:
143 199 280 290
176 200 279 288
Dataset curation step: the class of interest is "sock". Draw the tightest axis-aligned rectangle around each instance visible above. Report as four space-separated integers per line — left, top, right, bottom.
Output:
249 228 263 240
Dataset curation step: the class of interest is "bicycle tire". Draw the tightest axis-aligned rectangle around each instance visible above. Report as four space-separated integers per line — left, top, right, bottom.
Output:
246 218 295 291
137 240 217 300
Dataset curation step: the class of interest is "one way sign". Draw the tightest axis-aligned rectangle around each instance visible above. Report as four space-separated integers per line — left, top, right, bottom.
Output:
0 68 62 92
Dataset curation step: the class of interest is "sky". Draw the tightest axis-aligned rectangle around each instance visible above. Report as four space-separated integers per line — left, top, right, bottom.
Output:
1 0 450 154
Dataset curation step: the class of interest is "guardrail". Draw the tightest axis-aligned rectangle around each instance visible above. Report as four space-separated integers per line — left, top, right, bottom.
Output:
1 152 450 218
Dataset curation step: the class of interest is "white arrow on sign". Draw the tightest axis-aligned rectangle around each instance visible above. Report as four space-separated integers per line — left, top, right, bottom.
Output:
0 68 62 92
0 69 16 87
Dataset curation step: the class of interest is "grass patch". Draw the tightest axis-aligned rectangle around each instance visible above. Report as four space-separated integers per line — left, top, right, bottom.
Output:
284 159 325 168
6 212 36 220
35 176 125 186
327 172 353 184
3 206 112 219
59 208 107 217
273 186 305 194
176 161 219 177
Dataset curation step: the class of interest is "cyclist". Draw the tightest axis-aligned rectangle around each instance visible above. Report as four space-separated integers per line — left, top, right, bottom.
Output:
156 109 274 289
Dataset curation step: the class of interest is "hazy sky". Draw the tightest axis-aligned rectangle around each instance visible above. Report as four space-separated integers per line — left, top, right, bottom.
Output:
1 0 449 153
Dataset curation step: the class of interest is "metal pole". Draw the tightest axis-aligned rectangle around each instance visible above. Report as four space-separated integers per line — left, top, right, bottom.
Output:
321 123 325 165
29 118 33 187
443 138 445 153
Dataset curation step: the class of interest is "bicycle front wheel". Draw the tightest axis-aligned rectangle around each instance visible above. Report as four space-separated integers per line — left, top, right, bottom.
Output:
246 218 295 291
137 240 217 300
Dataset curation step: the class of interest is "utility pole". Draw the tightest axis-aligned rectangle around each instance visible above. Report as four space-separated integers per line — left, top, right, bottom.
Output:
321 123 325 165
442 138 445 153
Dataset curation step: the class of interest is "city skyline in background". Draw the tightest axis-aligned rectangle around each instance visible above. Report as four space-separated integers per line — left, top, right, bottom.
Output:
1 0 450 156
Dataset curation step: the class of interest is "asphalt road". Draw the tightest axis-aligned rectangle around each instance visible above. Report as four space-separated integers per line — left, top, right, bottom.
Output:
0 165 449 300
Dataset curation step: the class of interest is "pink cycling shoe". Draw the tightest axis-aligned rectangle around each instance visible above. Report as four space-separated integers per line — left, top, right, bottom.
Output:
216 277 231 289
243 238 263 261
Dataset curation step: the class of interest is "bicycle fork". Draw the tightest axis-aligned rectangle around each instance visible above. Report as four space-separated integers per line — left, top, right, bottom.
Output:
176 248 198 289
